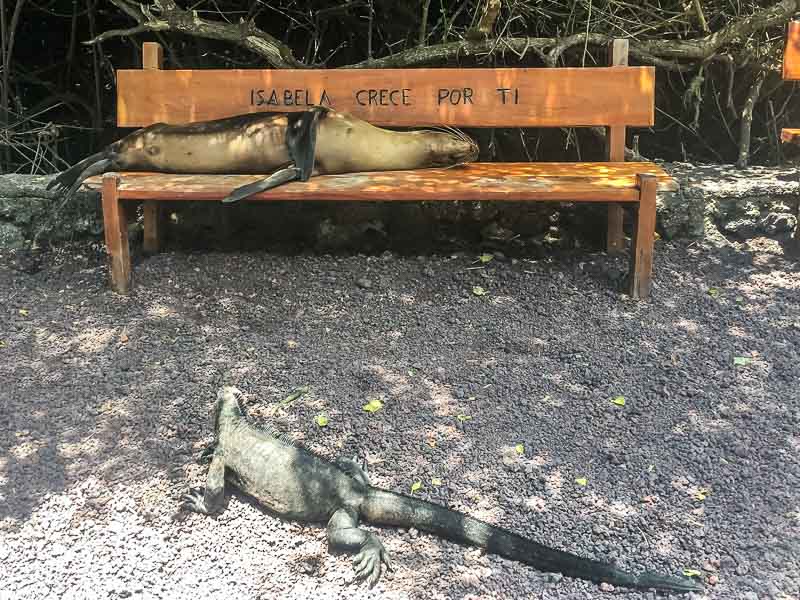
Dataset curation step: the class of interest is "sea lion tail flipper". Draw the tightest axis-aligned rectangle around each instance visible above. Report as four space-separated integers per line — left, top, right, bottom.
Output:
61 158 116 201
221 167 302 204
48 150 110 191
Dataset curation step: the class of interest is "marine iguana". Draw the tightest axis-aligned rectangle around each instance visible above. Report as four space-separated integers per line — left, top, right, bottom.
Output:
181 387 703 593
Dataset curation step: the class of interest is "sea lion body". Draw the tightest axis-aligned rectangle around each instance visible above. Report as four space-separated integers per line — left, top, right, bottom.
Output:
114 113 293 174
50 107 479 203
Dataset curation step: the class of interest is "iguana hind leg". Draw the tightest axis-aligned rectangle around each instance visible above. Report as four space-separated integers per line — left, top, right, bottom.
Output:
327 507 392 588
181 449 226 514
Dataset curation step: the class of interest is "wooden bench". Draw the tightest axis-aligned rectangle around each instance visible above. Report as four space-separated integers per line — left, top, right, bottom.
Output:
85 40 677 298
780 20 800 244
782 21 800 145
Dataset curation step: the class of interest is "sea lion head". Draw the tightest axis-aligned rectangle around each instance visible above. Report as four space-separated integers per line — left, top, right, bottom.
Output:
421 128 479 168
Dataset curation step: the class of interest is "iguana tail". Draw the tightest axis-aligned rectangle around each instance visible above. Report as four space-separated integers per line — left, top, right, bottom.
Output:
360 488 702 593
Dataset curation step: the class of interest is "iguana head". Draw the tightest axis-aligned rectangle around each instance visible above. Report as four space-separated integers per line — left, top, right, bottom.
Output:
213 386 244 432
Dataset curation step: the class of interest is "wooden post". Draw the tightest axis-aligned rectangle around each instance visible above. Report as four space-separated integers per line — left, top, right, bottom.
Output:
102 174 132 294
606 39 628 255
142 42 163 70
143 202 164 254
142 42 165 254
629 174 657 299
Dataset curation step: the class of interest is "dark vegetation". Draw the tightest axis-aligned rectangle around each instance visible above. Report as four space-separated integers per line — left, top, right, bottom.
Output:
1 0 800 175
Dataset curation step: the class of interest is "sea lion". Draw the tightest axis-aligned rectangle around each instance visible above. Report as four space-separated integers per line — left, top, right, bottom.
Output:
48 106 479 204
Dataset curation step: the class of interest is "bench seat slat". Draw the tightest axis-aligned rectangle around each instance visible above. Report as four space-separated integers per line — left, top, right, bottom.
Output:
85 162 676 203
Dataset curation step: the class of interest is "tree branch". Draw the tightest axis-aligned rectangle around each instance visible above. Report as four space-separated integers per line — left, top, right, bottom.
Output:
90 0 800 72
736 71 765 169
86 0 305 69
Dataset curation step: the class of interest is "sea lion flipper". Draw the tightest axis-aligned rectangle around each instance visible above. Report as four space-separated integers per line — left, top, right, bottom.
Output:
286 107 324 182
221 167 301 204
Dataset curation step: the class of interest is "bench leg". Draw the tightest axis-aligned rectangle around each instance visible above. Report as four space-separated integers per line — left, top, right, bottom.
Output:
629 174 657 299
102 173 132 294
607 203 625 254
143 200 164 254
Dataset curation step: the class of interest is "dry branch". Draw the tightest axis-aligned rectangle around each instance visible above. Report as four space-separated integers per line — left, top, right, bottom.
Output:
86 0 305 69
87 0 800 72
736 72 766 169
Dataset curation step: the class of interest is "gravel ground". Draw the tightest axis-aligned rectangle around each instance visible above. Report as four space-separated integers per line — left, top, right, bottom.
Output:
1 235 799 600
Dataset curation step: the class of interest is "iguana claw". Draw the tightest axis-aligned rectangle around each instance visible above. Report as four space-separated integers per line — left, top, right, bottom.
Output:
352 537 393 588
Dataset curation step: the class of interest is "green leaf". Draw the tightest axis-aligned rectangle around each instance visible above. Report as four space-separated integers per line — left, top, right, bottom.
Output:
575 477 588 486
315 414 329 427
733 356 751 366
478 253 494 264
456 414 472 422
407 369 416 376
282 385 310 404
682 569 702 578
693 488 709 501
431 478 443 486
0 340 5 348
363 398 384 413
515 444 524 455
611 396 626 406
735 296 744 303
472 286 488 296
410 481 422 493
18 309 29 316
707 288 719 298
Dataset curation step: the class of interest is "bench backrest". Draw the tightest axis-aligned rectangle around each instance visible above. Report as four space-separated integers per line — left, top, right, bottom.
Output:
117 41 654 134
784 21 800 80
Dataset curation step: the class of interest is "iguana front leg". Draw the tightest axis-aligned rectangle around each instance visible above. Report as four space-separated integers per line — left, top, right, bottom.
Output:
335 455 370 487
327 507 392 588
181 449 226 514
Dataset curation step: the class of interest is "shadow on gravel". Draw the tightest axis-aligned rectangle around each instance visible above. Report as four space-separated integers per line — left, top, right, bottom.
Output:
1 236 798 597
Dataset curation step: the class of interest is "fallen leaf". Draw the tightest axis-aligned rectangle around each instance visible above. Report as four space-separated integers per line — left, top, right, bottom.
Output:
315 414 329 427
575 477 588 486
286 339 299 348
18 309 29 316
693 488 709 501
733 356 751 366
707 288 719 298
282 385 310 405
410 481 422 493
682 569 702 578
431 478 443 486
426 437 437 448
407 369 416 376
611 396 626 406
735 296 744 303
478 253 494 264
119 333 129 343
456 414 472 422
515 444 524 455
0 341 5 348
363 398 384 413
472 286 488 296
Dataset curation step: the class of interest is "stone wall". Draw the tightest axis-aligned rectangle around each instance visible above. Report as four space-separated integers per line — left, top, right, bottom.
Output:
0 164 797 250
0 175 103 249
